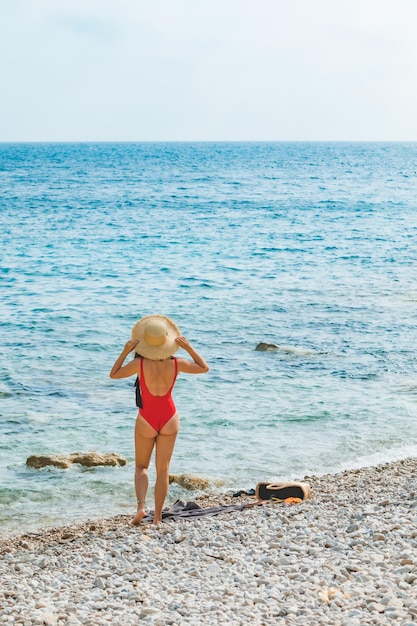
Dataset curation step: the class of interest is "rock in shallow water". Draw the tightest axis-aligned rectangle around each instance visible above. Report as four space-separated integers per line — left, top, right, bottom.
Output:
168 473 224 490
255 342 279 351
26 451 127 469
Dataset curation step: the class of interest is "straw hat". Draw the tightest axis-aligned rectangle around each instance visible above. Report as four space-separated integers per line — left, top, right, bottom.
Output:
131 315 180 360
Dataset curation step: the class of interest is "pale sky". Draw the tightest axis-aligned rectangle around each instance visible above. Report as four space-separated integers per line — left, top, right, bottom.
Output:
1 0 417 141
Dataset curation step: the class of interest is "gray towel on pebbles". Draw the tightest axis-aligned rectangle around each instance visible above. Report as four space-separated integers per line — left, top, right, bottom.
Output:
141 499 255 523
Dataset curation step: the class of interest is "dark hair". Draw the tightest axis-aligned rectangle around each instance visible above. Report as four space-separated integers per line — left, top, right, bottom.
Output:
134 353 173 361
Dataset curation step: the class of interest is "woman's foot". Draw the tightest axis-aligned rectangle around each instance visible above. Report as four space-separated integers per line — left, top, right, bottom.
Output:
131 504 146 526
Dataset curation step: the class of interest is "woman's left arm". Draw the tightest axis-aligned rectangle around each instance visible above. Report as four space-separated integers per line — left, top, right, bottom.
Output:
175 336 209 374
109 339 140 379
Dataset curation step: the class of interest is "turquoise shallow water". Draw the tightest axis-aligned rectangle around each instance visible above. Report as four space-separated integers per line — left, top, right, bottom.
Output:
1 142 417 536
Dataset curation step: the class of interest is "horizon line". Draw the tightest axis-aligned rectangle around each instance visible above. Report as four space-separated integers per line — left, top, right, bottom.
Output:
2 139 417 144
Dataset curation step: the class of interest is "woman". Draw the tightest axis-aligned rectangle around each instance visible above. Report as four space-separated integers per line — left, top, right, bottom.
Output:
110 315 209 525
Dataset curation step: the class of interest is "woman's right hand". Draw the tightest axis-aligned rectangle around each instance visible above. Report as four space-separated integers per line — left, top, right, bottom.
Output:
175 336 209 373
175 336 192 351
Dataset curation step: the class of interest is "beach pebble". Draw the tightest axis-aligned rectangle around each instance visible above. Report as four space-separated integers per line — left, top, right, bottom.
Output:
93 577 107 589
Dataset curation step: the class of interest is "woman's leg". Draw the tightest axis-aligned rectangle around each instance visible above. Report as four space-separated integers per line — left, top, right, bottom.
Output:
132 416 157 525
153 413 180 524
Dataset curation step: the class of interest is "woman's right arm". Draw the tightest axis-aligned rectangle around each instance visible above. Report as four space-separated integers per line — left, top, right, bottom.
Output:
109 340 140 379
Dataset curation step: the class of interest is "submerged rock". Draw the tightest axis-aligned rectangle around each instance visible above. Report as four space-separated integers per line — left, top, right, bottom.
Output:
169 474 224 490
26 451 127 469
255 342 315 356
255 342 279 351
26 455 72 469
68 452 127 467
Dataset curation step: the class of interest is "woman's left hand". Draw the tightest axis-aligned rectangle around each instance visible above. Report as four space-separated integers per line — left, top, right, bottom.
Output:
123 339 139 354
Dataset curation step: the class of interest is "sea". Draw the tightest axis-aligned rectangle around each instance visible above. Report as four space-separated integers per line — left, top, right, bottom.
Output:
1 141 417 537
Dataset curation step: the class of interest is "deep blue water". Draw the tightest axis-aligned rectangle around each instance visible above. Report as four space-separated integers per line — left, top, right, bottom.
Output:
1 142 417 536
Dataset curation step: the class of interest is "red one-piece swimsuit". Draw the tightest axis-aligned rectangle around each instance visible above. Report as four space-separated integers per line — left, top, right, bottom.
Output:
139 357 178 431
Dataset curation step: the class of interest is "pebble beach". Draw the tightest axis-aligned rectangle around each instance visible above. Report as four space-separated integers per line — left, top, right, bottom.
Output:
1 458 417 625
